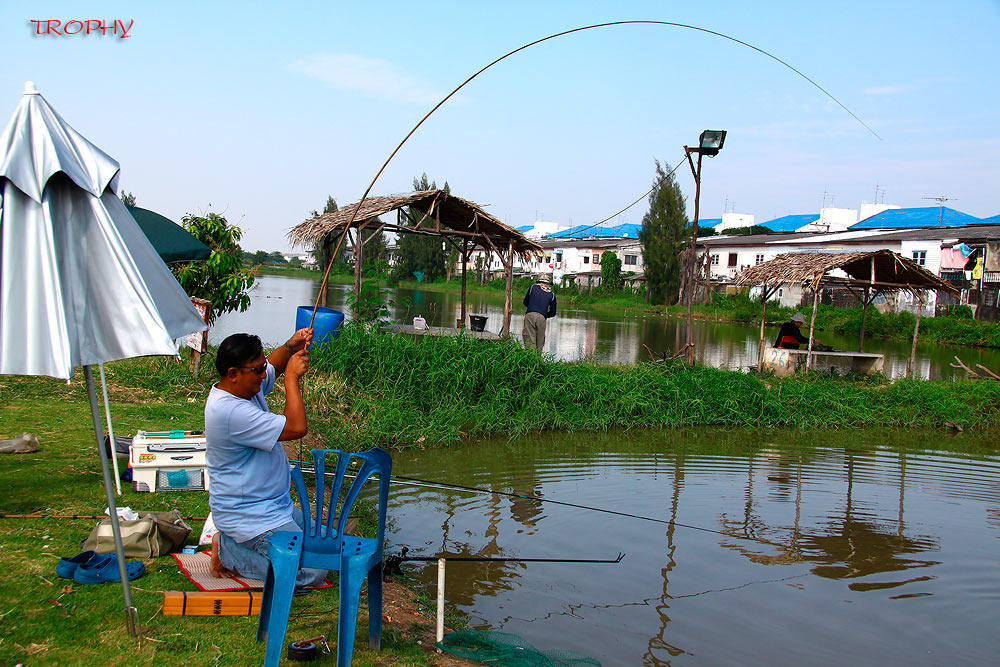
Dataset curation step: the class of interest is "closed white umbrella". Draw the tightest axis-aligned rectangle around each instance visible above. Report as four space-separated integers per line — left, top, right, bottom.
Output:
0 82 207 634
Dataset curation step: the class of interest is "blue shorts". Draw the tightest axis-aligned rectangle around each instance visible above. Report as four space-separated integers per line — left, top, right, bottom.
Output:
217 507 327 588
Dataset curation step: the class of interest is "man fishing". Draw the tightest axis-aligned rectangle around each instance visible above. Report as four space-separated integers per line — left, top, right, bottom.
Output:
773 311 821 349
205 328 326 587
522 273 557 352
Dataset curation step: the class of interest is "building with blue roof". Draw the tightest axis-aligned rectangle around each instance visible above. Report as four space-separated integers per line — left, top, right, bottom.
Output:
605 223 642 238
543 223 643 239
850 206 980 229
699 218 722 229
980 214 1000 225
757 214 818 233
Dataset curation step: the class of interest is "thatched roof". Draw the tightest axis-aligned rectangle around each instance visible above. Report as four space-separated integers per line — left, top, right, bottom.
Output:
288 190 542 258
735 250 958 294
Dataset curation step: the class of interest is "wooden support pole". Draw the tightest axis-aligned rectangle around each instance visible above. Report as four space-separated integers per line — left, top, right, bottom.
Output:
907 292 923 378
806 286 820 371
502 241 514 336
460 238 469 329
684 149 703 365
352 228 363 320
858 287 870 352
757 290 769 370
321 234 333 307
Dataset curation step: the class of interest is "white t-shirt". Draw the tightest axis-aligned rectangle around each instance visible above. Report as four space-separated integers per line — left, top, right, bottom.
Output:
204 364 293 543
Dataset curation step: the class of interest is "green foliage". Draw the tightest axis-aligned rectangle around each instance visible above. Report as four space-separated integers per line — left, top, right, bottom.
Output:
311 196 351 275
599 251 623 294
119 190 136 207
392 174 450 282
819 305 1000 348
724 225 774 236
173 212 256 325
346 259 410 324
639 160 688 304
306 324 1000 449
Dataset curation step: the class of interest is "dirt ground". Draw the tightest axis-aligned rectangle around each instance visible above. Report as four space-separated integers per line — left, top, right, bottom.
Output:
381 580 475 667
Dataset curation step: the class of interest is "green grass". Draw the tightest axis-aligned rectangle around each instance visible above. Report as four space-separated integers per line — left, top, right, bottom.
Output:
257 265 355 282
306 323 1000 449
0 357 451 667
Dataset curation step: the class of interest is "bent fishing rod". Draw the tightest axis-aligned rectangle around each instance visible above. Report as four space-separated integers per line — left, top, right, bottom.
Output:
308 19 880 325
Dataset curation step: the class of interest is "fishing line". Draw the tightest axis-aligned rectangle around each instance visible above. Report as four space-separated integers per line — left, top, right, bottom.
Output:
293 462 760 542
310 20 880 321
558 155 687 238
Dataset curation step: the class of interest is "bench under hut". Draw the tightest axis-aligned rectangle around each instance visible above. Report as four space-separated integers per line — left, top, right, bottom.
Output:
736 250 958 375
289 190 542 335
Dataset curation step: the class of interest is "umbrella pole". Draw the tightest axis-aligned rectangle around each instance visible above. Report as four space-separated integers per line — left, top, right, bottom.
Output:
85 366 140 636
98 363 122 494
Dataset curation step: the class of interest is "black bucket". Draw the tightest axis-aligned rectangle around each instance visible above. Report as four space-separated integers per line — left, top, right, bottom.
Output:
468 314 487 332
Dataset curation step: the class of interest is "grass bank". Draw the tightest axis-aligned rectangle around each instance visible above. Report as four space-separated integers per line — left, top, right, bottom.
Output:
392 276 647 312
0 362 462 667
307 323 1000 449
654 294 1000 349
256 265 354 282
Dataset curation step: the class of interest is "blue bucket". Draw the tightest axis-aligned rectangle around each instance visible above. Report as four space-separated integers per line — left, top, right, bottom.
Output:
296 306 344 347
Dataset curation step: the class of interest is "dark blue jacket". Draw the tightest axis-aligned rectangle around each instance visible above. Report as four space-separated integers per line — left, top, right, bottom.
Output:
523 284 557 318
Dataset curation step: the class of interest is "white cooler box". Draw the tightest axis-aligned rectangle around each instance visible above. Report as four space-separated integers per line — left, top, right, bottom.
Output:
130 431 210 492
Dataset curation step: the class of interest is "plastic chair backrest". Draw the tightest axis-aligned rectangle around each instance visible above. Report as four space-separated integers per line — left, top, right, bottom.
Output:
289 447 391 556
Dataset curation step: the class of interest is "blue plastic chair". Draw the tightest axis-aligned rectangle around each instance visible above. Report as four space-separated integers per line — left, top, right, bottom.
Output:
256 447 392 667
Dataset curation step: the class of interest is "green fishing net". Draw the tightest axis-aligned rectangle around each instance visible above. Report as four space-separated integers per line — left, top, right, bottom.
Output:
436 630 602 666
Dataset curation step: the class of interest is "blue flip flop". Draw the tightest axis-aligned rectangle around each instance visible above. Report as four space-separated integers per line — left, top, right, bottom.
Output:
56 550 97 579
73 553 145 584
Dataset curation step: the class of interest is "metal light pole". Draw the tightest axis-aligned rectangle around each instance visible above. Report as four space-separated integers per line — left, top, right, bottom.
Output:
683 130 727 364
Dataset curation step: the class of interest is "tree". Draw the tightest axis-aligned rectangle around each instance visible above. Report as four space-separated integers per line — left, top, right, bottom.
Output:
120 191 136 207
599 251 623 294
172 212 257 325
393 173 451 282
639 160 689 304
311 196 348 274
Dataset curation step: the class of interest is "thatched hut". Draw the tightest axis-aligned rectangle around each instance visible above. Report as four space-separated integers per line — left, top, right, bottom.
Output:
288 190 542 334
736 250 958 374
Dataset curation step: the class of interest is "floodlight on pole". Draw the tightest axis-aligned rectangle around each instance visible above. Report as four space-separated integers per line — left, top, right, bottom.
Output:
698 130 727 156
683 129 727 363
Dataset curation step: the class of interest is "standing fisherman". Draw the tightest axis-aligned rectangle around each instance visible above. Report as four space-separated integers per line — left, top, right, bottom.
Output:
522 273 557 352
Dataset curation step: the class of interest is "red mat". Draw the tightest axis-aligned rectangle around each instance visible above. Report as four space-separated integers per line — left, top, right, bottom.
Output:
171 551 332 592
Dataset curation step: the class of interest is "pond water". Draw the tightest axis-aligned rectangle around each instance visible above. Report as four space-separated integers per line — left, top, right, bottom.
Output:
212 275 1000 379
385 428 1000 666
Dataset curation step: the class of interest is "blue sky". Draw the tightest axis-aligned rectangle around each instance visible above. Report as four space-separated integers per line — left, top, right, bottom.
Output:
3 1 999 251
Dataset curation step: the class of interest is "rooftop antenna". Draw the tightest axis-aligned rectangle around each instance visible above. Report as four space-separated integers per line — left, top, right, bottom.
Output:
821 190 836 208
922 196 956 225
873 182 886 204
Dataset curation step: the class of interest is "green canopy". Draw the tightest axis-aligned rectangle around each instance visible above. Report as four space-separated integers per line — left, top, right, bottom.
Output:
126 205 210 263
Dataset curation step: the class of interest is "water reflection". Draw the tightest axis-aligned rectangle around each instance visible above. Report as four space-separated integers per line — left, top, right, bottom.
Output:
718 449 940 589
388 428 1000 666
212 275 1000 380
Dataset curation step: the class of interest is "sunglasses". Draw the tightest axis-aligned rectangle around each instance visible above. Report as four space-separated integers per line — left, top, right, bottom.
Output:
238 363 268 375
